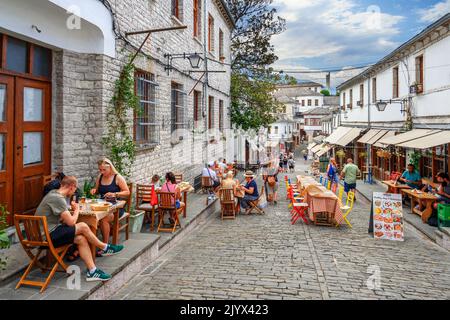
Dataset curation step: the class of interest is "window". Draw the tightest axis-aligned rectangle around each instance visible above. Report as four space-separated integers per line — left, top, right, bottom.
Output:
208 14 215 53
315 99 319 106
219 29 224 60
135 71 159 146
302 100 305 106
274 126 278 134
359 84 364 107
393 66 399 98
208 96 214 129
372 78 377 103
219 100 224 132
268 126 271 134
415 55 424 93
349 89 353 109
193 90 201 128
342 92 346 110
171 82 187 133
193 0 201 38
307 99 312 106
1 33 52 79
172 0 183 21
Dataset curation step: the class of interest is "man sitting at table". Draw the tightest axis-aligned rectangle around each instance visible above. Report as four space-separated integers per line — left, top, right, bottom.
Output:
238 171 259 214
436 172 450 204
399 164 422 189
202 162 220 192
35 176 124 282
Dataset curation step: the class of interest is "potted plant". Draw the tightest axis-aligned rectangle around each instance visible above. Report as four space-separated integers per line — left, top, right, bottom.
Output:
128 194 145 233
336 149 345 159
0 203 10 270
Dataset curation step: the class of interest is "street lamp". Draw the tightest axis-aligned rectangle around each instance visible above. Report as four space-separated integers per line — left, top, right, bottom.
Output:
375 99 409 115
375 101 388 112
164 52 204 74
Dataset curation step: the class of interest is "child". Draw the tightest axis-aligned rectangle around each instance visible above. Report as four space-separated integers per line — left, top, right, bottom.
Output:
151 174 161 189
288 158 295 173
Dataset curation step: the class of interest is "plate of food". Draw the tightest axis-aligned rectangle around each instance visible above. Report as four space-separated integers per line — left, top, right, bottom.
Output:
374 215 384 222
384 224 393 231
384 217 393 223
375 207 382 214
90 203 112 212
394 224 402 231
393 216 402 223
394 201 402 208
374 231 384 238
375 223 383 230
375 200 382 207
383 208 393 214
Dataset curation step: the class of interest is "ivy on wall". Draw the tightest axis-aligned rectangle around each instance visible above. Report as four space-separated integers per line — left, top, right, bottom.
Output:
102 60 140 178
0 204 10 270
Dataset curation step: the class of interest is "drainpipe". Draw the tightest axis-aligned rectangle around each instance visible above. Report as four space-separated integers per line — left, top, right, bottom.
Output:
203 0 209 165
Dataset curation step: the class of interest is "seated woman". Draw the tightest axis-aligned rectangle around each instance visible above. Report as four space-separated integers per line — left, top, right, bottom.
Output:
90 158 130 252
160 172 185 224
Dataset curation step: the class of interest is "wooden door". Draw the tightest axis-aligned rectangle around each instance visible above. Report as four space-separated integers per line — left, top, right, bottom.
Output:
13 78 51 215
0 75 14 221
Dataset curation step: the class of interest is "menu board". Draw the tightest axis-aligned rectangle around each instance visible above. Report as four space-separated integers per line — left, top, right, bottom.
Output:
373 192 404 241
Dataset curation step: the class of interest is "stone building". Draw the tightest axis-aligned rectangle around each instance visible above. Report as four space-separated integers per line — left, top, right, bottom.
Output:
0 0 234 216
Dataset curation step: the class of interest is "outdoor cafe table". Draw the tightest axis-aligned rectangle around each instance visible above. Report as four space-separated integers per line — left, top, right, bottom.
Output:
297 175 344 226
401 189 438 223
77 200 126 261
382 180 411 194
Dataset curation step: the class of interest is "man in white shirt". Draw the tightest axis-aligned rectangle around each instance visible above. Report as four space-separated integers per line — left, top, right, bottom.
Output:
202 162 220 189
218 158 227 171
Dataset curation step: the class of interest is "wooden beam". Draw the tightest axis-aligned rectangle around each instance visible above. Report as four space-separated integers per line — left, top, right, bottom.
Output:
126 25 187 36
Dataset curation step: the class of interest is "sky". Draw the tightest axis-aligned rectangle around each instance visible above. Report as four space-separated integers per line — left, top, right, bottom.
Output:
271 0 450 90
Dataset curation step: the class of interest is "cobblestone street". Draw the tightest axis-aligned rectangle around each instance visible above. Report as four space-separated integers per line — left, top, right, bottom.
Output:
111 165 450 300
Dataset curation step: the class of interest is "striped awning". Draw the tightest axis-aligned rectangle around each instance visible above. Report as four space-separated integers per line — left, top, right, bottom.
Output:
373 131 396 148
316 146 331 157
324 127 353 145
335 128 362 147
358 129 381 144
308 142 318 150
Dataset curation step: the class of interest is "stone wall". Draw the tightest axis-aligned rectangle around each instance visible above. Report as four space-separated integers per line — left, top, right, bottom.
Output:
52 0 233 186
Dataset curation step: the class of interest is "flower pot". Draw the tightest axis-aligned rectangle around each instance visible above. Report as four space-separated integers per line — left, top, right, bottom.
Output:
129 210 145 233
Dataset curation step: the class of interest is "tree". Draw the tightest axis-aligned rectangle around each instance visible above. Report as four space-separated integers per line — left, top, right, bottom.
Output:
226 0 287 130
320 89 331 96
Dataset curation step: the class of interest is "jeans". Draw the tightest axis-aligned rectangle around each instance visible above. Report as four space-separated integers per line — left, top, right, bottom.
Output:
240 195 259 209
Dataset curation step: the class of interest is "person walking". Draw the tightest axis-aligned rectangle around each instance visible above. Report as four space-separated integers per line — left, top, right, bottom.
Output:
340 158 360 199
326 158 339 186
302 149 308 163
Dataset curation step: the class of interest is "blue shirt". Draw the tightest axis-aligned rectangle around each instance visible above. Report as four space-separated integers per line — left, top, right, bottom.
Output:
245 180 259 197
401 170 421 189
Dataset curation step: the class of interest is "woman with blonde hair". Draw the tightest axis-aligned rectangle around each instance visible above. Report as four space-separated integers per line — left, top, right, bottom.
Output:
327 157 339 184
90 158 130 254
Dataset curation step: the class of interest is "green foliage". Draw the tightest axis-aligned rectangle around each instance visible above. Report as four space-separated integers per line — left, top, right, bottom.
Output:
102 60 140 178
0 203 10 270
230 73 282 131
320 89 331 96
273 73 297 85
79 180 97 199
409 150 422 169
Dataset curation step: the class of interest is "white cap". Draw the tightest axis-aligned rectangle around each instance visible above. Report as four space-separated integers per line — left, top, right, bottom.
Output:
208 161 214 167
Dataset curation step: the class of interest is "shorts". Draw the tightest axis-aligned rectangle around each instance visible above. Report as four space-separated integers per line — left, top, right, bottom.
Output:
176 200 181 209
50 224 76 248
344 182 356 193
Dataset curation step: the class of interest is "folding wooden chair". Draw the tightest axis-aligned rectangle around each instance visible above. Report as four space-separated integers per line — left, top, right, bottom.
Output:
327 180 332 190
42 174 54 187
157 192 183 233
338 191 355 228
14 215 70 293
219 188 236 220
201 176 214 193
112 183 132 244
245 186 266 215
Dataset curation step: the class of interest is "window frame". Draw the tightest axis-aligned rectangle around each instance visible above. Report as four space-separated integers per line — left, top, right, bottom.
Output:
171 82 187 134
208 96 214 129
415 55 424 93
208 14 215 53
193 90 202 128
193 0 201 38
349 89 353 109
172 0 183 21
359 84 364 107
219 99 224 132
393 66 399 98
372 78 377 103
134 70 160 148
219 28 224 60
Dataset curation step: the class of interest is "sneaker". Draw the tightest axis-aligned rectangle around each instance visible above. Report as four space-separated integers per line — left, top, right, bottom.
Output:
86 268 111 282
101 244 124 257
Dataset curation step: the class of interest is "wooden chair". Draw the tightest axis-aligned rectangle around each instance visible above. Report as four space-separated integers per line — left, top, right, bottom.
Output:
174 173 183 184
201 176 214 194
112 183 132 245
42 174 54 187
219 188 236 220
338 191 355 228
157 192 183 233
245 186 266 215
14 215 70 293
136 184 158 231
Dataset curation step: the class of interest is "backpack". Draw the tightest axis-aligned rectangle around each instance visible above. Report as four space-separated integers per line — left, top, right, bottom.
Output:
327 165 336 178
43 172 66 197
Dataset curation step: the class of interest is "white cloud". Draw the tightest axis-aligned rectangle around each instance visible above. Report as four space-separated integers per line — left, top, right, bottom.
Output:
418 0 450 23
271 0 405 88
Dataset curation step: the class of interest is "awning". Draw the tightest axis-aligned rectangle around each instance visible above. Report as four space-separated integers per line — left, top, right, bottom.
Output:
367 130 390 145
316 146 331 157
396 130 450 149
324 127 353 145
357 129 381 144
0 0 116 57
335 128 362 147
378 129 439 146
311 144 323 154
313 135 326 143
307 142 317 150
373 131 396 148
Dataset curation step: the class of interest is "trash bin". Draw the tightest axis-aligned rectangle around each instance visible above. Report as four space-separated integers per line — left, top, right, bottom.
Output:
437 203 450 228
319 156 328 173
